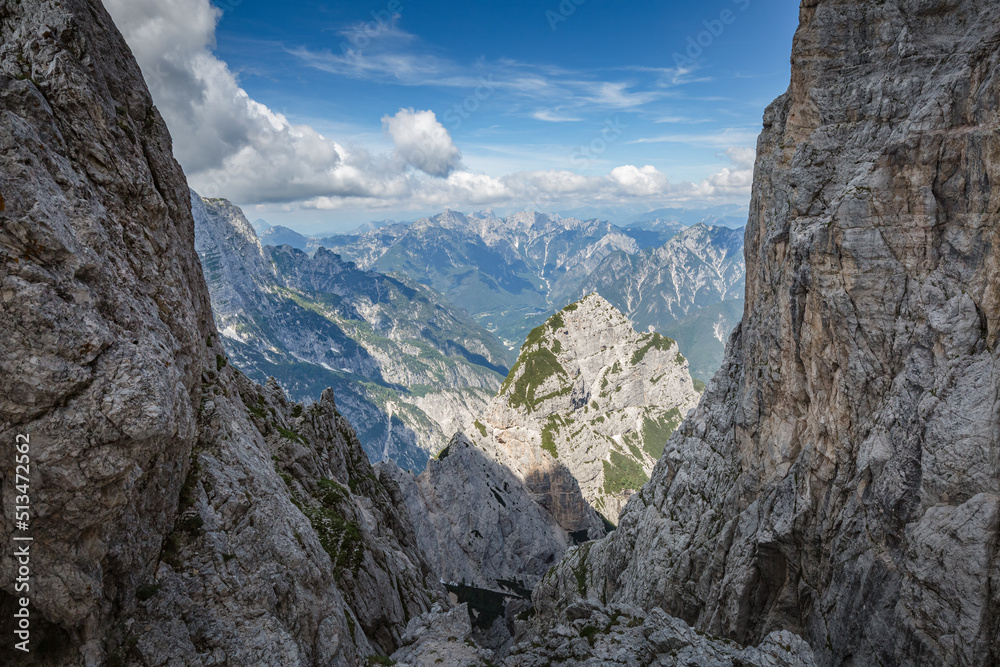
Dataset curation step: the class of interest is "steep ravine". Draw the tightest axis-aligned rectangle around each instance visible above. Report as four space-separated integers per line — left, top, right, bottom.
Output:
531 1 1000 665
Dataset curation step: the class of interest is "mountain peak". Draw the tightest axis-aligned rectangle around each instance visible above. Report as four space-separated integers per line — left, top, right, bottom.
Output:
484 299 701 520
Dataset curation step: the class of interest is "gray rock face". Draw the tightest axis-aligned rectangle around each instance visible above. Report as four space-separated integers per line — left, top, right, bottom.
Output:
533 1 1000 666
477 294 701 523
506 599 815 667
390 603 496 667
0 1 442 663
192 193 507 470
133 371 448 663
381 434 570 591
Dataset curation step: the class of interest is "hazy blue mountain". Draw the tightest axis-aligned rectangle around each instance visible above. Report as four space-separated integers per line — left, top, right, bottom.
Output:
620 219 688 249
577 224 746 382
192 193 509 469
634 204 749 228
319 210 644 348
259 224 311 250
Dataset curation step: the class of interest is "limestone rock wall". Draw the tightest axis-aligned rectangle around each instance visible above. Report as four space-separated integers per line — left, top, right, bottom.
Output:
0 1 444 663
533 2 1000 666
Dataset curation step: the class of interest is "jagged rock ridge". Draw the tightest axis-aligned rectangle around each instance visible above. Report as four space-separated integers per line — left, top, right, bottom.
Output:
532 1 1000 666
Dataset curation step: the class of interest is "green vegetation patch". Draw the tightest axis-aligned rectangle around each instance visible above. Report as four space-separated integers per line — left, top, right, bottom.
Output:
303 503 364 576
317 478 349 506
499 345 567 413
572 543 593 596
693 378 707 393
276 425 309 446
474 420 488 438
630 332 676 366
641 408 683 459
622 431 644 462
602 451 650 496
540 415 563 459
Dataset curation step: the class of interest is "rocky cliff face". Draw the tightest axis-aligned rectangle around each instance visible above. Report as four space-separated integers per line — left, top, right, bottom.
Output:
0 1 442 663
192 193 507 470
478 294 701 522
533 1 1000 665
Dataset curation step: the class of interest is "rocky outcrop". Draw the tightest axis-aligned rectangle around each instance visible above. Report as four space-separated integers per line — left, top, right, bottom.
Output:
381 434 570 591
390 603 496 667
0 1 442 663
533 1 1000 666
192 193 507 470
505 598 815 666
477 294 701 522
391 597 816 667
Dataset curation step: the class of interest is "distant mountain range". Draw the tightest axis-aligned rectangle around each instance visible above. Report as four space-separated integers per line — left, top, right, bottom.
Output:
578 224 746 380
199 198 746 466
193 193 508 470
263 209 746 381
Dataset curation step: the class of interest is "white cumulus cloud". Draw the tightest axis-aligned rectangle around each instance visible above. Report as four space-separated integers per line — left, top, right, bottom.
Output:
383 109 463 177
609 165 671 197
104 0 757 219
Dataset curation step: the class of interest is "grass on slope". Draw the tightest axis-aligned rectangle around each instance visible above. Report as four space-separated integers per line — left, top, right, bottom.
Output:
641 408 684 459
602 451 650 496
630 332 677 365
498 317 569 413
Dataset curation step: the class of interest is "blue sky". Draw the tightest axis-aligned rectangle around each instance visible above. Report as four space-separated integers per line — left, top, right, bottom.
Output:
107 0 800 232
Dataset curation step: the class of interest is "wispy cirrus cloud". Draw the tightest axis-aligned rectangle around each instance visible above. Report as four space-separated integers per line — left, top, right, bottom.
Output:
628 127 761 147
532 109 584 122
290 24 678 115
